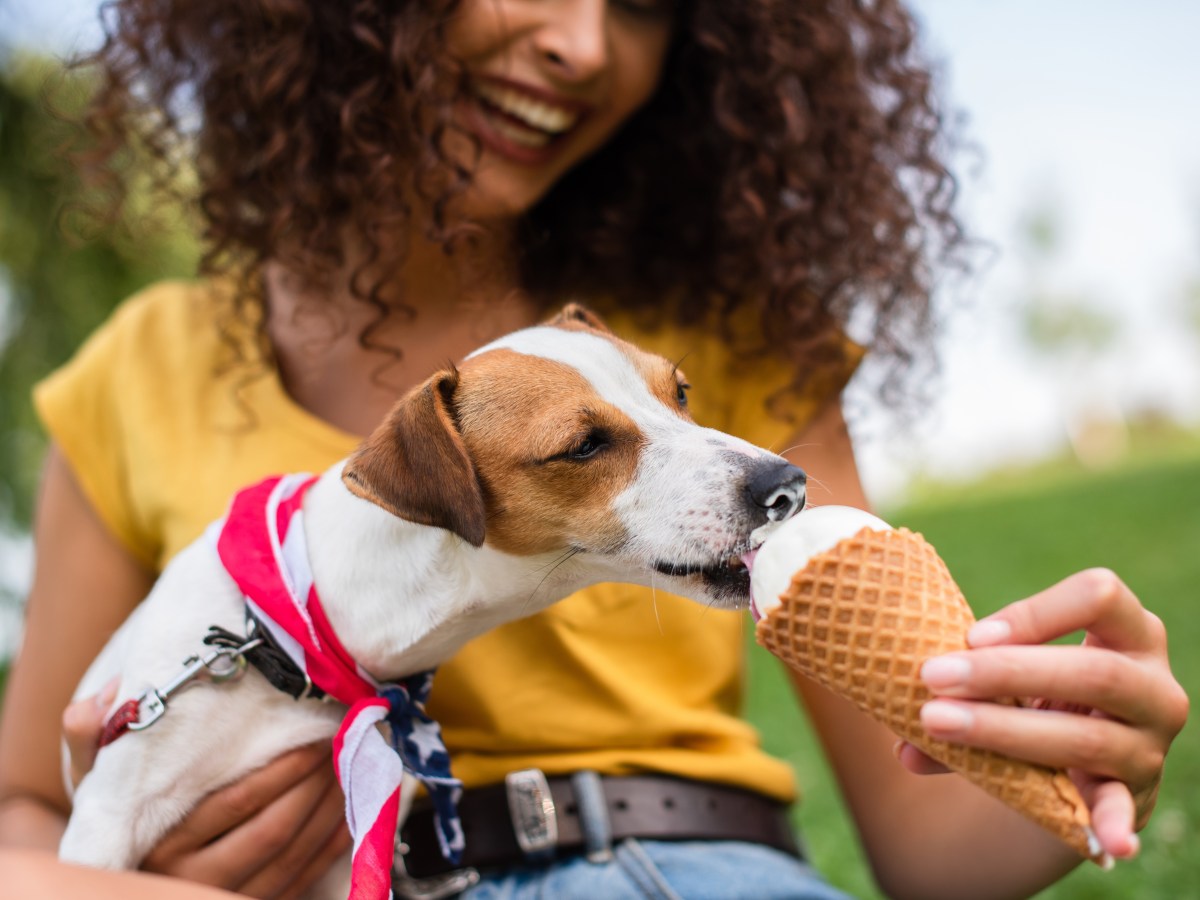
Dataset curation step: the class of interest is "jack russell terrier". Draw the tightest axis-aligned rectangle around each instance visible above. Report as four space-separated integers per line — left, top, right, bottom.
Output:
59 305 808 898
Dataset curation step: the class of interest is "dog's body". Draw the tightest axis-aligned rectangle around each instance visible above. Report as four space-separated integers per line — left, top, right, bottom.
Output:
60 307 807 893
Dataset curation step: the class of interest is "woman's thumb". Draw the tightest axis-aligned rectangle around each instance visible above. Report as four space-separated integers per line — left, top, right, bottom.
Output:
62 676 120 791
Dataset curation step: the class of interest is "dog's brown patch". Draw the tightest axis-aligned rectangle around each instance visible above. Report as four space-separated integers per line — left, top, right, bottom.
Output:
632 350 692 417
547 303 690 419
453 349 640 557
343 368 487 546
545 303 614 335
344 307 688 555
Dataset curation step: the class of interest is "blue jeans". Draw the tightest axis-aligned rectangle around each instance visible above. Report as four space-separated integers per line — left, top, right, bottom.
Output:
460 839 857 900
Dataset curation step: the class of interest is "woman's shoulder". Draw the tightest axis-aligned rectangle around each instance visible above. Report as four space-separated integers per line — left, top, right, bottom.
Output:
96 277 244 351
33 276 257 453
50 277 259 396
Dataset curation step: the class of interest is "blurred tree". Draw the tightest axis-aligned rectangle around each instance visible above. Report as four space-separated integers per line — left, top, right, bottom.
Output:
1183 280 1200 335
1177 201 1200 391
1012 195 1126 468
0 52 199 602
1177 273 1200 421
1015 201 1118 357
1021 291 1118 356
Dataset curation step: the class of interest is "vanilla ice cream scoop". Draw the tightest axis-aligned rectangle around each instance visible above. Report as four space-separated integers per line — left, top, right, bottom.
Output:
749 505 891 620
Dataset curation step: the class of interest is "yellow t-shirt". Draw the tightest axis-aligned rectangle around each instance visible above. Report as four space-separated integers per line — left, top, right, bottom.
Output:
34 279 859 802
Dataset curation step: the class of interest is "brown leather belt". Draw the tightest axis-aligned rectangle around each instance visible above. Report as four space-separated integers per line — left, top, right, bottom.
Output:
400 772 801 878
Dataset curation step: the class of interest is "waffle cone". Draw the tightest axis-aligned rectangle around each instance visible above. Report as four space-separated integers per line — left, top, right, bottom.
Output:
755 526 1099 860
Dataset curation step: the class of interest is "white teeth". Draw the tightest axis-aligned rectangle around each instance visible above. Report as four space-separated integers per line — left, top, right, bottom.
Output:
474 81 579 135
486 112 552 148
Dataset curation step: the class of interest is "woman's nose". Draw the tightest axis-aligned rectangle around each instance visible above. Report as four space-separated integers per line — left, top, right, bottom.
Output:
532 0 609 81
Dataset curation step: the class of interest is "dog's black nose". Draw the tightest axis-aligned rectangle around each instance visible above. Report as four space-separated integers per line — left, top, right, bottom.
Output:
746 459 807 523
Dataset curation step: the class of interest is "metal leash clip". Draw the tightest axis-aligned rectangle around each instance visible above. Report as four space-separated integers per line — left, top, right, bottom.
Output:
127 638 263 732
392 837 480 900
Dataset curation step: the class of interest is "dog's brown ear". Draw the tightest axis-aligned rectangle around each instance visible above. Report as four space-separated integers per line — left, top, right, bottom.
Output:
342 368 486 547
546 302 612 335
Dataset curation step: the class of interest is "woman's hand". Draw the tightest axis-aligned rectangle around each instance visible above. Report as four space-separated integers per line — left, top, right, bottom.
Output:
62 692 350 899
62 677 120 793
140 744 350 899
896 568 1189 861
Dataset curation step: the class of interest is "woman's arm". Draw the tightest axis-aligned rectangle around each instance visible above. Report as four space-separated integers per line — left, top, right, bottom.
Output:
0 446 350 897
0 445 153 848
782 402 1188 900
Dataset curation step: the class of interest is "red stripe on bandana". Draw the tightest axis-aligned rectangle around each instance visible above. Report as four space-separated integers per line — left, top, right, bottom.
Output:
217 474 405 900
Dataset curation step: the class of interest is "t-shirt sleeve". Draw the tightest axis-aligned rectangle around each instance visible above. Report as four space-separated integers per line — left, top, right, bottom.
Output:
32 290 169 569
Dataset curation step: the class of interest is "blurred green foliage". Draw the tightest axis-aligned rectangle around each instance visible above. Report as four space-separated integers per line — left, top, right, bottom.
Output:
0 53 200 533
1022 292 1119 355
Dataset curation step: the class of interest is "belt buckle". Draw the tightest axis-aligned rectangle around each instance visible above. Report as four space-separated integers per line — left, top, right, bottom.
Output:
505 768 558 856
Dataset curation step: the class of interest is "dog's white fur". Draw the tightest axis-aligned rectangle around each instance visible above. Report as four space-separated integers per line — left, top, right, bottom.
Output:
60 306 806 893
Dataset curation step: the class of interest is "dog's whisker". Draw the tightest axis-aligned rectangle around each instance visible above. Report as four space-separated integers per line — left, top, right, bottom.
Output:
529 549 580 577
524 547 584 610
777 441 816 458
804 472 830 498
650 582 663 636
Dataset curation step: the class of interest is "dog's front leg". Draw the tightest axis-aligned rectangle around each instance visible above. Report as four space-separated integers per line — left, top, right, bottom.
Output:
60 672 344 872
59 728 206 869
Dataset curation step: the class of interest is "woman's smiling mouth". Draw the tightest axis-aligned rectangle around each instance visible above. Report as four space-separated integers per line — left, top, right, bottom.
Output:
466 76 589 161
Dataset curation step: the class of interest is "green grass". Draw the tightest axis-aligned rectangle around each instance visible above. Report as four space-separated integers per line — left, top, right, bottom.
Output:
744 451 1200 898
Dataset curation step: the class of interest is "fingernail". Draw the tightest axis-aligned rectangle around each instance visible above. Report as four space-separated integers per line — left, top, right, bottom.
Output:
1125 833 1141 857
921 700 974 734
95 676 120 711
968 618 1011 647
921 655 971 689
891 739 904 760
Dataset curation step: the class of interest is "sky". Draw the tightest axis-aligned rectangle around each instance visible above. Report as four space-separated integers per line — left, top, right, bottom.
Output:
856 0 1200 498
2 0 1199 507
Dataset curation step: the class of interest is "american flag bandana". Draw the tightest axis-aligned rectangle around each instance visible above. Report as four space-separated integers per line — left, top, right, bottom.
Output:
214 473 465 899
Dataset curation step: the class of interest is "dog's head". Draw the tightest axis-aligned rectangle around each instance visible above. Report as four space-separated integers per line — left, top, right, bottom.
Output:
342 304 806 609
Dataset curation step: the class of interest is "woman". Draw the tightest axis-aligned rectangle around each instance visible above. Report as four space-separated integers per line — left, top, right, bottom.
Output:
0 1 1186 898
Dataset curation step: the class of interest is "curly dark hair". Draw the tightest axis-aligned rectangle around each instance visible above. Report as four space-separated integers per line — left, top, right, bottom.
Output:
70 0 967 412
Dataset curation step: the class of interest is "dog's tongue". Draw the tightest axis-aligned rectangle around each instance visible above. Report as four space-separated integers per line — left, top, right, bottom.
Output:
740 548 763 621
745 506 893 622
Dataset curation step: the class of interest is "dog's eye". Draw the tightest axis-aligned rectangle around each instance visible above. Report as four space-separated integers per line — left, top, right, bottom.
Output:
567 432 607 460
676 381 690 408
540 430 612 465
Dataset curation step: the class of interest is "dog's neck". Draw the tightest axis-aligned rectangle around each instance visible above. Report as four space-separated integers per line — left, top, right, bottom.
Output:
300 464 588 681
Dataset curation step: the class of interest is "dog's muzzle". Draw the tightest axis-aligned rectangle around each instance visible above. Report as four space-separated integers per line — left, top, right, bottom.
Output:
648 456 807 608
746 458 807 523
